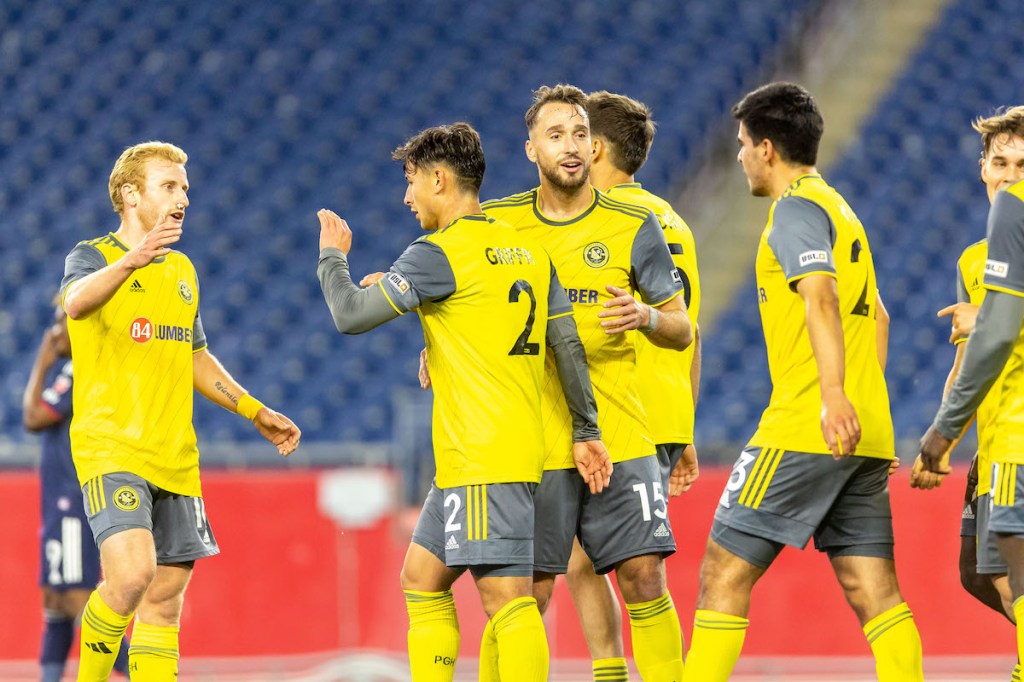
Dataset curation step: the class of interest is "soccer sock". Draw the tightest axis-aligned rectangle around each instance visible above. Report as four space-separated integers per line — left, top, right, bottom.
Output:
1012 662 1022 681
625 593 684 681
404 590 460 682
78 590 133 682
491 596 549 681
40 609 73 682
684 609 749 682
479 617 500 682
128 621 179 681
593 657 629 681
862 602 923 682
1015 597 1024 675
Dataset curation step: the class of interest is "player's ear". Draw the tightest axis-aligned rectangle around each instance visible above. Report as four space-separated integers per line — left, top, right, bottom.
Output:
121 184 138 208
525 139 537 163
433 167 445 194
591 137 603 160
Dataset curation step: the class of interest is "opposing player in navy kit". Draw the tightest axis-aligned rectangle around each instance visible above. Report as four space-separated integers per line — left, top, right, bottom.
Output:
22 304 128 682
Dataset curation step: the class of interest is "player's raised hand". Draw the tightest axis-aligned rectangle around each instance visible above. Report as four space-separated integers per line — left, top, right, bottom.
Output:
123 213 181 270
598 284 650 334
417 348 431 390
318 209 353 255
573 440 613 494
821 387 860 458
669 444 700 496
918 426 954 475
253 407 301 456
360 272 386 287
938 303 979 343
909 454 947 489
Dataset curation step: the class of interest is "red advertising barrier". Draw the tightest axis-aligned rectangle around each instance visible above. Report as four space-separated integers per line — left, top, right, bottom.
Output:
0 465 1012 661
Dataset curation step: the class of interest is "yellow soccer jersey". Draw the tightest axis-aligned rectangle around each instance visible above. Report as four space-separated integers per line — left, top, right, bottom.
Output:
483 188 683 470
979 181 1024 466
954 240 1002 496
749 174 894 459
376 215 570 488
607 183 701 445
60 233 207 496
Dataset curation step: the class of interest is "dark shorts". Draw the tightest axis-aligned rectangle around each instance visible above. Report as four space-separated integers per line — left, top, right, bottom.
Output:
40 496 100 590
82 472 219 564
990 462 1024 538
712 447 894 568
534 455 676 575
976 493 1008 575
960 455 979 538
656 443 687 492
411 480 535 578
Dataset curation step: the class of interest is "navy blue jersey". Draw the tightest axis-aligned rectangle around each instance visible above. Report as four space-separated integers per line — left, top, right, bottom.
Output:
38 360 79 504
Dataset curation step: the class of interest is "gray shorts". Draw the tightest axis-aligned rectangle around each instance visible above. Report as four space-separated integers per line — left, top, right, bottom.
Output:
960 453 980 538
990 462 1024 538
656 443 686 491
976 493 1008 575
712 447 894 567
535 455 676 576
82 472 219 564
411 480 535 578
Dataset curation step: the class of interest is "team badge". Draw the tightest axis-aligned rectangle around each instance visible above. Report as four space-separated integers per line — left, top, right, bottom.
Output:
178 280 194 304
112 486 140 512
583 242 609 268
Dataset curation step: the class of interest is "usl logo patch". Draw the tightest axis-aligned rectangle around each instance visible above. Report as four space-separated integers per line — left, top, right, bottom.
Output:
986 259 1009 278
798 250 829 266
112 486 140 512
583 242 609 268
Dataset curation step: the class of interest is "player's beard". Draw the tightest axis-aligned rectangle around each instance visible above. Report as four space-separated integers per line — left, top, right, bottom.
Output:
539 156 590 195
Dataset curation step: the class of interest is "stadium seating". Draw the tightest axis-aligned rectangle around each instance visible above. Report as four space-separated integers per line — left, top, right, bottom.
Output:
0 0 816 449
697 0 1024 445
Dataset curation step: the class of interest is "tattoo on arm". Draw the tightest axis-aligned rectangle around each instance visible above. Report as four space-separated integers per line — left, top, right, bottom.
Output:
215 381 239 405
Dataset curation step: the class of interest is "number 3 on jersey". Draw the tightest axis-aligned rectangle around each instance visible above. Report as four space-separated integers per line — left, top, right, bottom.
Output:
508 279 540 356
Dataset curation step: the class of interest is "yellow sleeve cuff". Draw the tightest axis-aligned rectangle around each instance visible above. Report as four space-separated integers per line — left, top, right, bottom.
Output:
237 393 265 422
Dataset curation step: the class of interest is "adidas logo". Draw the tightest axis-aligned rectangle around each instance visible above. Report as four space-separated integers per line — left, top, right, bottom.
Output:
653 522 670 538
445 535 460 550
85 641 113 654
129 279 145 293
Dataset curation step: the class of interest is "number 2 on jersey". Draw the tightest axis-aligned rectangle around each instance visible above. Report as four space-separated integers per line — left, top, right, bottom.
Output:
508 279 540 356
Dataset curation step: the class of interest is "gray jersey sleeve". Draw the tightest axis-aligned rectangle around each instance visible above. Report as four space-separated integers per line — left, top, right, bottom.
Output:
766 196 837 285
933 290 1024 438
983 190 1024 294
547 263 573 318
378 239 457 311
318 248 403 334
192 273 207 351
60 243 106 296
546 314 601 442
630 213 684 305
956 266 969 304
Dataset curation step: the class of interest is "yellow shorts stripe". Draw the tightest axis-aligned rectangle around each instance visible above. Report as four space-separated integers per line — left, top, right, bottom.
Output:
752 449 785 509
97 476 106 511
481 484 488 540
86 479 95 516
467 486 475 540
739 448 769 506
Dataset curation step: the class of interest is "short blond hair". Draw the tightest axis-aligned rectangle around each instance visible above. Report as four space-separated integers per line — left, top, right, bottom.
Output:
973 107 1024 157
108 141 188 215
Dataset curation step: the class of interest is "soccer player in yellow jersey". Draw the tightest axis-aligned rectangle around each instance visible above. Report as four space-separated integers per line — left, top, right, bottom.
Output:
916 109 1024 613
316 122 611 682
61 142 301 681
684 83 923 682
557 90 702 682
917 108 1024 679
483 85 693 682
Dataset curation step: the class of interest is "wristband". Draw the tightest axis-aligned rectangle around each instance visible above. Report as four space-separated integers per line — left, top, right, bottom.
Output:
237 393 265 422
639 305 659 335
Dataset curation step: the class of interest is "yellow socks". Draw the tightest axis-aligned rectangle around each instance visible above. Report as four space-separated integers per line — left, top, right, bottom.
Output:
404 590 460 682
78 590 133 682
479 617 500 682
683 609 749 682
491 596 549 681
593 656 629 681
625 593 683 681
1012 662 1022 681
862 602 923 682
1015 597 1024 678
128 622 179 681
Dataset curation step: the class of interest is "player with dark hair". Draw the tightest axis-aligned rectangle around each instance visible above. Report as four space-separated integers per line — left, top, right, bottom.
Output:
685 83 922 681
317 121 611 681
482 84 693 681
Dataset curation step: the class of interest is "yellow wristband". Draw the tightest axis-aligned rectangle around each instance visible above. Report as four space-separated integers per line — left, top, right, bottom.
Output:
236 393 265 422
